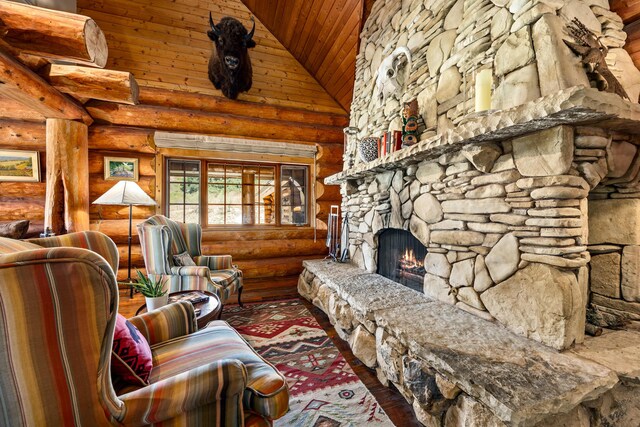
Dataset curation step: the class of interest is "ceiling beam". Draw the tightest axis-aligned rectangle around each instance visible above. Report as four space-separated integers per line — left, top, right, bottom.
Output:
42 64 139 105
0 0 108 68
0 49 93 125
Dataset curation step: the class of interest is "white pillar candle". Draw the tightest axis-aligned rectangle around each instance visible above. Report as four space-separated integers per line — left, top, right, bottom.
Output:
475 68 492 112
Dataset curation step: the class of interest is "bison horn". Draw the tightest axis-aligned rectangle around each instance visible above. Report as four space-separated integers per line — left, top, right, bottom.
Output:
209 12 221 37
245 16 255 42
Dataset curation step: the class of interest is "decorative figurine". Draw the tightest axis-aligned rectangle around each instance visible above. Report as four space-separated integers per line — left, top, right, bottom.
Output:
564 18 629 100
402 99 420 147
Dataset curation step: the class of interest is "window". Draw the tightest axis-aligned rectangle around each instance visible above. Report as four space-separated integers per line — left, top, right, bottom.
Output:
166 159 309 227
167 160 200 223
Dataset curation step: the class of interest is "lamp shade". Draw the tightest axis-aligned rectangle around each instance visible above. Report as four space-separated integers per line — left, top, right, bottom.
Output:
93 181 157 206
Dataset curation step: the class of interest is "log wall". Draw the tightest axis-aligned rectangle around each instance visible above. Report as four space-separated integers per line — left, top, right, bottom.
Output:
0 0 348 302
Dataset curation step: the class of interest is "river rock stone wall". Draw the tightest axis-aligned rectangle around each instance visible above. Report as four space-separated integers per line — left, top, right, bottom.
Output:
343 124 640 349
346 0 640 169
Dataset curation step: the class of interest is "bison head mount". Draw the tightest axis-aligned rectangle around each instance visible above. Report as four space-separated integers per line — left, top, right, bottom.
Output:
207 14 256 100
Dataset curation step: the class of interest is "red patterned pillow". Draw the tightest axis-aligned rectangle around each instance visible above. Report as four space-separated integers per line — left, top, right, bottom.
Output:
111 314 153 387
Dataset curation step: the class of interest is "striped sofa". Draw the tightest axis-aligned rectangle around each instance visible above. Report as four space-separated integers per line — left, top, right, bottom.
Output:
138 215 243 309
0 231 289 426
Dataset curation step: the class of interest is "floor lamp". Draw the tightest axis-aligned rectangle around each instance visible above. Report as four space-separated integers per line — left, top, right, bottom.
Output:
93 181 157 297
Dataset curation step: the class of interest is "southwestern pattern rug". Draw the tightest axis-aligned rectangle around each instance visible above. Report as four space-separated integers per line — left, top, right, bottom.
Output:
223 299 394 427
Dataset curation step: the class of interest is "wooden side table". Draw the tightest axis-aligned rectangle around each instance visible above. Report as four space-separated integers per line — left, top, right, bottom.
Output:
136 290 221 329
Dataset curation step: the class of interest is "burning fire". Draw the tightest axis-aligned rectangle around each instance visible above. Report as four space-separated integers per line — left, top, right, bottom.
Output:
400 248 423 269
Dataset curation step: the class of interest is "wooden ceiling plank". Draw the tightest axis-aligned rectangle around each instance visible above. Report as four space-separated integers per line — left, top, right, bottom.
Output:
290 0 325 56
282 0 309 46
305 1 348 73
298 0 339 65
315 3 362 81
610 0 640 24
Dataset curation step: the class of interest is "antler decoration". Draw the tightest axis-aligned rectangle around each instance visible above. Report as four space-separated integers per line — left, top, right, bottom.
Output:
563 18 629 100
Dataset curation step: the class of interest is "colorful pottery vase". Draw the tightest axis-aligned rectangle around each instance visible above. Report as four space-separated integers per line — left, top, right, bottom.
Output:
359 137 379 162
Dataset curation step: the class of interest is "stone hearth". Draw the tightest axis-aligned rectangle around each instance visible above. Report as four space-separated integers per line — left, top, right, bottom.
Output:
299 260 640 427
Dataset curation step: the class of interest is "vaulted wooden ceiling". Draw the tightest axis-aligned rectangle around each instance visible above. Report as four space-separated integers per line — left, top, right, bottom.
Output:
241 0 365 111
611 0 640 69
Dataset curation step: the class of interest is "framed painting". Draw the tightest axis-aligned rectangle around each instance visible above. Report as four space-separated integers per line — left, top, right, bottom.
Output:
0 150 40 182
104 156 139 181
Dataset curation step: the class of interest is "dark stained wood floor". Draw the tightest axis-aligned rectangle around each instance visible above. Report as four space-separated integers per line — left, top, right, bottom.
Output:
117 289 421 426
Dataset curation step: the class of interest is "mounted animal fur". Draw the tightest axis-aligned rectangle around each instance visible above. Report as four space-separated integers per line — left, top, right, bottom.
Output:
563 18 629 101
207 14 256 100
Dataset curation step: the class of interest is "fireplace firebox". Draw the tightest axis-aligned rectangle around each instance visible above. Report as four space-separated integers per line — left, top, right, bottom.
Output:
377 229 427 293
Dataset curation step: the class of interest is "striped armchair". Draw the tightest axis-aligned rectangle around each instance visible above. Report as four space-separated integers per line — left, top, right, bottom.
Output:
137 215 243 310
0 231 289 426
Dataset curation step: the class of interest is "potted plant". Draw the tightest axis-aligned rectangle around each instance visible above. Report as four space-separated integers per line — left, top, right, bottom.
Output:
131 269 168 311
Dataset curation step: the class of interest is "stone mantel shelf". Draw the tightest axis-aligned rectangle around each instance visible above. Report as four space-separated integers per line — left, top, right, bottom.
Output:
326 86 640 185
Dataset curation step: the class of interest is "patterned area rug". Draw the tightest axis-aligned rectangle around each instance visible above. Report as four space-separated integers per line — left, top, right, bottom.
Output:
223 299 394 427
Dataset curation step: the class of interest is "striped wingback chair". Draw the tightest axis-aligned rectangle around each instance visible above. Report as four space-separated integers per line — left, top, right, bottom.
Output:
137 215 243 309
0 231 289 426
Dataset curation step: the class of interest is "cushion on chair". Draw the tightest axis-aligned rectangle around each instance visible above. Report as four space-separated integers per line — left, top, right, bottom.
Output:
111 314 153 387
148 320 289 420
173 251 196 267
209 269 239 287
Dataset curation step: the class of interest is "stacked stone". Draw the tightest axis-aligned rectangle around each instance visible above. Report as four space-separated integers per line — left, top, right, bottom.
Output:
570 126 640 329
348 0 640 169
346 125 600 348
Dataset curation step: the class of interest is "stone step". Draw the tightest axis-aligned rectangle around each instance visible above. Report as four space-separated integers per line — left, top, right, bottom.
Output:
302 259 619 427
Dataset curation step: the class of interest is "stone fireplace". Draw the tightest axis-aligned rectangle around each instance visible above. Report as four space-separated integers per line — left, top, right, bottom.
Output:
298 0 640 425
377 228 427 292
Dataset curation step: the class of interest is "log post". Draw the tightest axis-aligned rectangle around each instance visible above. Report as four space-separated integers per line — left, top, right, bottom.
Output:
45 119 89 234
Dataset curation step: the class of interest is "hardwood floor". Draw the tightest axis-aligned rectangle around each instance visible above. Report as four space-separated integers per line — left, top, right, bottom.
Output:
117 289 421 426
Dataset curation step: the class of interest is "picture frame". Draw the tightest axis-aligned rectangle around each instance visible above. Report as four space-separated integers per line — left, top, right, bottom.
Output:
104 156 139 182
0 149 40 182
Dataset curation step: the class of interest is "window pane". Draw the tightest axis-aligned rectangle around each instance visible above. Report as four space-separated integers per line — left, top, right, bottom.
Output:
185 183 199 203
167 160 200 224
260 166 275 184
281 166 307 225
169 183 184 203
226 184 242 204
208 205 225 225
242 205 255 224
184 205 200 224
208 184 224 204
226 206 242 225
226 165 242 184
208 164 225 184
169 205 185 223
